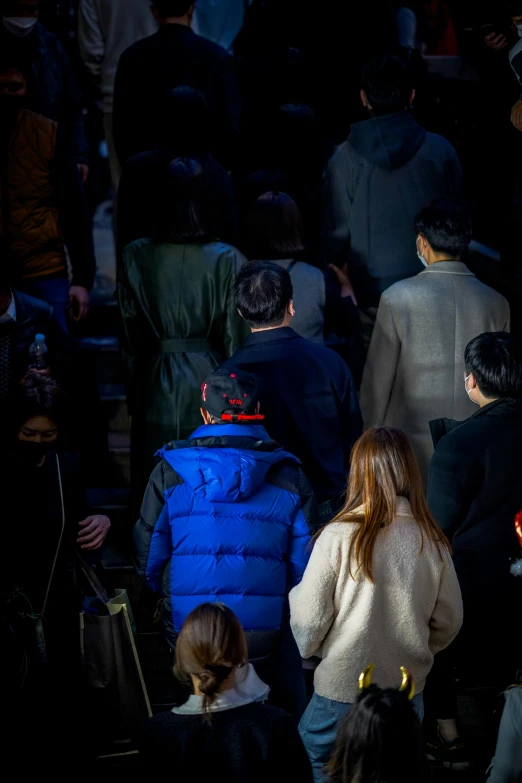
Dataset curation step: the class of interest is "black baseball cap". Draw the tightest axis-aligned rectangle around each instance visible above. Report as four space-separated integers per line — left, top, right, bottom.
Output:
200 367 264 422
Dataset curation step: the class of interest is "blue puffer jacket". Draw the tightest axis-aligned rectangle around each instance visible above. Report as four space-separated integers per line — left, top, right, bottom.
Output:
133 424 318 643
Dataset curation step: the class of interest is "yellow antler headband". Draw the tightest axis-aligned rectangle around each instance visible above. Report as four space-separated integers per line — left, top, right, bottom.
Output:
358 664 415 700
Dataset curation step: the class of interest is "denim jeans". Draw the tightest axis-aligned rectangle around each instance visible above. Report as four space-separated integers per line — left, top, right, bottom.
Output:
19 277 70 335
299 691 425 783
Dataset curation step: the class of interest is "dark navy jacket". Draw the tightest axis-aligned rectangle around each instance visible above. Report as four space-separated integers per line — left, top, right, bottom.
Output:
133 424 317 645
223 328 362 506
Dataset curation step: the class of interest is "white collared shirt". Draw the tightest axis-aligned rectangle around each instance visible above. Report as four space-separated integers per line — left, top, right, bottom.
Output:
0 295 16 325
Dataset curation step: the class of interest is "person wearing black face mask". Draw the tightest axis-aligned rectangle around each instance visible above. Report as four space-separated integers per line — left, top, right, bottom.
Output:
1 372 110 769
0 0 89 176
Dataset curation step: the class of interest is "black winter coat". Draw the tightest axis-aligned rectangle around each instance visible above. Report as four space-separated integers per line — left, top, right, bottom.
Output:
428 398 522 557
113 24 240 167
140 701 313 781
428 399 522 682
223 327 362 506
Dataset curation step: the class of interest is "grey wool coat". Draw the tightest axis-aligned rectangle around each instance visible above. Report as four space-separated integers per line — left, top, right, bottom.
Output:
360 262 510 481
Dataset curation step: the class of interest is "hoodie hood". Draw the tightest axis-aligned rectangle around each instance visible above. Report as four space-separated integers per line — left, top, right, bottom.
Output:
158 424 299 503
349 111 427 171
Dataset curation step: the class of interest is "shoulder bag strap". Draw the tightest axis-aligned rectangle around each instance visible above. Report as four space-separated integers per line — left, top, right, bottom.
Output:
40 452 67 617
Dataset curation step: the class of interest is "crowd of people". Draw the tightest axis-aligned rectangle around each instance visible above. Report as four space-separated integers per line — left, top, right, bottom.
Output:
1 0 522 779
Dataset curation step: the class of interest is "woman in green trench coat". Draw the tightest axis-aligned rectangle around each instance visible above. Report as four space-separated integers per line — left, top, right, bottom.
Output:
118 158 248 511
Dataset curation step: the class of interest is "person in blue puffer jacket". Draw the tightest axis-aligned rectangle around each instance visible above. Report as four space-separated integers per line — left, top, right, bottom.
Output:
134 366 319 717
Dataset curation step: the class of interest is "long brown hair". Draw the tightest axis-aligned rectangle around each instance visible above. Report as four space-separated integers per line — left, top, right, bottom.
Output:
174 603 248 717
322 427 451 582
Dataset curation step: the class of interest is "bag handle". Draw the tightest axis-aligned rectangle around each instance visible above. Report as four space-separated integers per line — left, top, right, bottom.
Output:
74 550 110 605
40 452 67 617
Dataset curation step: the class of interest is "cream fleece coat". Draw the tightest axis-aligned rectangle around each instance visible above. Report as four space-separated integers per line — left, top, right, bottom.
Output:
289 497 463 703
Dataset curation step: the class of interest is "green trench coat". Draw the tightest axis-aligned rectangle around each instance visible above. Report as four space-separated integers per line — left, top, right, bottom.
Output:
118 239 248 508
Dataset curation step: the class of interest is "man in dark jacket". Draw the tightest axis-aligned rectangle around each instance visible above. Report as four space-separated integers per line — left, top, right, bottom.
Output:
0 58 95 332
134 367 317 716
323 56 463 342
113 0 240 168
1 0 89 177
224 262 362 519
425 332 522 765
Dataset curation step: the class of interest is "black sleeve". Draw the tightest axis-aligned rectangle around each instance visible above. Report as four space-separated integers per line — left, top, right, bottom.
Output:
133 460 183 590
323 268 361 339
267 713 314 783
113 47 144 165
213 54 241 169
53 127 96 289
297 467 321 535
55 36 89 163
427 435 478 541
339 360 363 463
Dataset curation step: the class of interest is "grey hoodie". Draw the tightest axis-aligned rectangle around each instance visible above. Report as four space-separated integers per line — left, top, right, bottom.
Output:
323 111 463 307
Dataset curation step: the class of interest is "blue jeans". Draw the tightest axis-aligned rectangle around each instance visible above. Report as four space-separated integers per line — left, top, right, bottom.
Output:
19 277 70 335
299 691 425 783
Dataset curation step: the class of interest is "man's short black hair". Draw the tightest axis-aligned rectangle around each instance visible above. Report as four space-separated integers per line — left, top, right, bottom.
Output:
153 0 193 17
361 56 414 114
465 332 522 400
414 199 472 258
234 261 293 329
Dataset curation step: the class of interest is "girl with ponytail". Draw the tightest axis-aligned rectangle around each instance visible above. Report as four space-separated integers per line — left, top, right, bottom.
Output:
140 603 313 781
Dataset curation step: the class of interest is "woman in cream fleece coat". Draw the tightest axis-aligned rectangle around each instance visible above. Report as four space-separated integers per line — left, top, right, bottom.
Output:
290 427 463 781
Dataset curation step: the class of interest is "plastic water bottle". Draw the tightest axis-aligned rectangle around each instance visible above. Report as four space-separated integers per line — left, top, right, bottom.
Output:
28 333 48 371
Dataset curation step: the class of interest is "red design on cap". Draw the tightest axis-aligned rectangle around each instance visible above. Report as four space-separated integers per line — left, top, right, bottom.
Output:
230 373 236 378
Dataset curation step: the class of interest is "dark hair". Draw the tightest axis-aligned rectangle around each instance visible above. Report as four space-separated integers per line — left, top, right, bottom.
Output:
361 56 414 114
464 332 522 400
328 685 429 783
175 603 248 717
414 199 472 258
234 261 293 329
154 157 210 244
324 427 450 582
160 85 210 152
0 51 31 79
12 373 68 433
245 192 305 260
152 0 193 17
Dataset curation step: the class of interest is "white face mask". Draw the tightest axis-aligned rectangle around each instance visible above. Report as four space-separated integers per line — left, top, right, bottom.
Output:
465 373 479 405
3 16 38 37
416 237 428 267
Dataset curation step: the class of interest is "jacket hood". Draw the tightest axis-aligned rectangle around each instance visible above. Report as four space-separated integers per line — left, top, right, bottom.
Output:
158 424 299 503
349 111 427 170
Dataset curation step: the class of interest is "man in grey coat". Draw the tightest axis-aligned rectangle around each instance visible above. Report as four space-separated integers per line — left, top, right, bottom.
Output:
360 200 510 482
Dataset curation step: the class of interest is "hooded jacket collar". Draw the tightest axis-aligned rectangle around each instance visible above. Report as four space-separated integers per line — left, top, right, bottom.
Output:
171 664 269 715
158 424 299 503
349 111 427 171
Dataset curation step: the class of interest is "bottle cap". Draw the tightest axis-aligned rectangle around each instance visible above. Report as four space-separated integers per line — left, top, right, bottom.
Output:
35 333 45 341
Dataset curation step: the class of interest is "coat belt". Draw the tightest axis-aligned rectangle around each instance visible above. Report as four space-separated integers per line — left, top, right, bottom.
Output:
156 338 213 353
